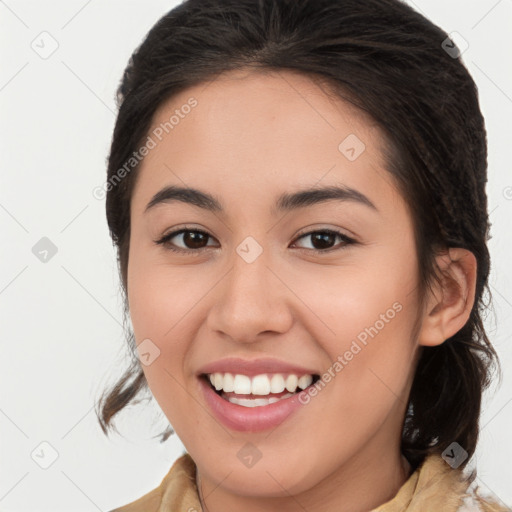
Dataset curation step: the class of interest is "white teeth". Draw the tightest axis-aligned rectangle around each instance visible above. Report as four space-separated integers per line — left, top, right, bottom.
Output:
285 374 298 392
223 372 234 392
213 373 223 391
233 374 252 394
298 374 313 390
227 393 294 407
251 374 271 395
207 372 315 396
270 374 286 393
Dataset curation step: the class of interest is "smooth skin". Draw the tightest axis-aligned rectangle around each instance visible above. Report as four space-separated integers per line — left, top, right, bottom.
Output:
126 68 477 512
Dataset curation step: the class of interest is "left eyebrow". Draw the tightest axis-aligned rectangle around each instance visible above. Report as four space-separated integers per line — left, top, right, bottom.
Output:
273 184 378 214
144 184 378 214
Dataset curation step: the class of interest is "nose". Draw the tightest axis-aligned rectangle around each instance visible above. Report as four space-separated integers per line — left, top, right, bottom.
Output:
205 245 293 344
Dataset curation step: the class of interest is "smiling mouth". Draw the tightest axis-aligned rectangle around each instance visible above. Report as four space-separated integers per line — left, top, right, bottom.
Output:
201 372 321 407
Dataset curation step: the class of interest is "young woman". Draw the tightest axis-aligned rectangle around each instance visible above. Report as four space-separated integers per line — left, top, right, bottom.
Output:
96 0 510 510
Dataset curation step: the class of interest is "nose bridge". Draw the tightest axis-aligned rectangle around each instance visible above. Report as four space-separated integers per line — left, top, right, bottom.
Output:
207 233 292 342
227 234 272 307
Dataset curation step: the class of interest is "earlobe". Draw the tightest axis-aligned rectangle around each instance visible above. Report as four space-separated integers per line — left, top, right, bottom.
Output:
417 248 477 348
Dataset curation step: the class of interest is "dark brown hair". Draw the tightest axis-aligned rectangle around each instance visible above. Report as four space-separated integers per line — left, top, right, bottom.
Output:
95 0 502 472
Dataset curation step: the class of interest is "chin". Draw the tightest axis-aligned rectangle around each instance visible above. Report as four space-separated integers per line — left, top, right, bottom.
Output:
196 450 323 498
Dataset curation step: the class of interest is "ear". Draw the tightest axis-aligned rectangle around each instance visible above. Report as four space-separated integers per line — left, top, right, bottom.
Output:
417 248 477 347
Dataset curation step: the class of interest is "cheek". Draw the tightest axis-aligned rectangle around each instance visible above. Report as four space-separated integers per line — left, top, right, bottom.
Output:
126 250 220 422
126 265 193 431
295 248 420 407
292 247 417 349
126 249 189 397
127 246 198 341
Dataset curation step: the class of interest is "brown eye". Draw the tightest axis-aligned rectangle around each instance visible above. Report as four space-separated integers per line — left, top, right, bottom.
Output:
155 228 356 255
155 229 217 253
292 230 355 252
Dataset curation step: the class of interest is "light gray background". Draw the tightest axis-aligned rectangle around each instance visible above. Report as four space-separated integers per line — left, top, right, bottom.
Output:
1 1 511 510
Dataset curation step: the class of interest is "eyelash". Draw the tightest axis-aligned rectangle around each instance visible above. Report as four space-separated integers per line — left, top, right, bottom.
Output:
154 227 356 255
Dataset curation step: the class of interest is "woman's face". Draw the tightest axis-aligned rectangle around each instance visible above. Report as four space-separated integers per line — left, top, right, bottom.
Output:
127 69 423 497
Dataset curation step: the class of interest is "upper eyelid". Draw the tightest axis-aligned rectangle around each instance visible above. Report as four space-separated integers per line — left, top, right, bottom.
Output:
159 223 355 239
156 227 356 250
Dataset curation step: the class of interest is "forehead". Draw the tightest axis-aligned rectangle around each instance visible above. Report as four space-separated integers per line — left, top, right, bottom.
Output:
132 68 403 217
152 67 379 145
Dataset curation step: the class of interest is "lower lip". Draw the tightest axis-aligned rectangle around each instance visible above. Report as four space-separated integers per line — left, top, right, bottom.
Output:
198 377 311 432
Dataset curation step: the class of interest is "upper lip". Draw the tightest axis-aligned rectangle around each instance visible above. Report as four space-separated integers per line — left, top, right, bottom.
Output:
197 357 320 377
